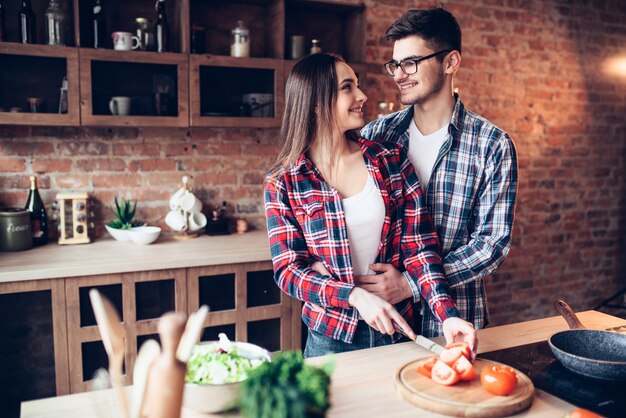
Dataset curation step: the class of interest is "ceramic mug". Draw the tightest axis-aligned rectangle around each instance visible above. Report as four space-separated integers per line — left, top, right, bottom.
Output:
109 96 131 116
179 193 202 213
188 212 207 232
112 31 140 51
165 210 187 232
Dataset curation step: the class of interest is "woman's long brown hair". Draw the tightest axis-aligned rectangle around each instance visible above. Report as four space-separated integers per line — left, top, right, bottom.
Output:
273 53 358 174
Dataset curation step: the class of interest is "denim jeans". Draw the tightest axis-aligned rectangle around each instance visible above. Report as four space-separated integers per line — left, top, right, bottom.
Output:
303 320 406 358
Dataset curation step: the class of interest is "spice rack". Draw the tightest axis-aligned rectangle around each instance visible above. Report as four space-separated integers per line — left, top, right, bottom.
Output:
0 0 366 128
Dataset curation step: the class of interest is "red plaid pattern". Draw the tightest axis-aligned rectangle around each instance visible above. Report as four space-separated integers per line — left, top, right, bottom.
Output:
264 138 459 343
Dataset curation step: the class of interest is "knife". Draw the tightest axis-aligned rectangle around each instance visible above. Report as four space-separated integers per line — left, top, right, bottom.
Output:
393 321 445 355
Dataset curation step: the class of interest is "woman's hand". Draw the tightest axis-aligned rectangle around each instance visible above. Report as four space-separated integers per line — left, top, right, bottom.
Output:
348 287 416 339
442 317 478 360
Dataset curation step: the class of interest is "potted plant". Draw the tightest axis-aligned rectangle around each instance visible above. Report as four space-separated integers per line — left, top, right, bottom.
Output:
105 197 144 241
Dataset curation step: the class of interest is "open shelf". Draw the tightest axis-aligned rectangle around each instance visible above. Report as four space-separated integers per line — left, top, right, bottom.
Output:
76 0 184 52
285 0 365 63
79 48 189 127
190 55 283 128
0 43 79 126
0 0 76 46
190 0 283 59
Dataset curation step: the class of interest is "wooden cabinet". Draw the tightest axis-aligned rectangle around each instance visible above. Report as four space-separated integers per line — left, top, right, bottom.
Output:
0 0 366 128
0 261 300 397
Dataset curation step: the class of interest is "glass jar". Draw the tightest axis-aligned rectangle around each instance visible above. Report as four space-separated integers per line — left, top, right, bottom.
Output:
310 39 322 54
135 17 152 51
230 20 250 58
44 0 65 45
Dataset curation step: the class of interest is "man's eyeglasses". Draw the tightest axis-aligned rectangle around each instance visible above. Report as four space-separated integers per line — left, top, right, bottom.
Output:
384 50 452 76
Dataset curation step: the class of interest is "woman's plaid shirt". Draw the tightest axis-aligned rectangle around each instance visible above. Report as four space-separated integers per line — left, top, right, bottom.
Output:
361 96 518 337
264 138 459 344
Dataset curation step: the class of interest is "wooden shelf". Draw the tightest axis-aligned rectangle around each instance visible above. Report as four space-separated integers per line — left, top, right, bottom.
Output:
190 54 284 128
0 43 80 126
78 48 189 127
0 0 366 128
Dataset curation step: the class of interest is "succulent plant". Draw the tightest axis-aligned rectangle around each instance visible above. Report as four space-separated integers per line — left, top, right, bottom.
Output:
107 197 143 230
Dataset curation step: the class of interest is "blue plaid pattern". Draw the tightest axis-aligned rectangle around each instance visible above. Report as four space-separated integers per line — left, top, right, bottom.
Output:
361 95 518 336
264 138 460 343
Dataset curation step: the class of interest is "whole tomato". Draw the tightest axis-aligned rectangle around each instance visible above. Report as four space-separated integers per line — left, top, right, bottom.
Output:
480 365 517 396
564 408 603 418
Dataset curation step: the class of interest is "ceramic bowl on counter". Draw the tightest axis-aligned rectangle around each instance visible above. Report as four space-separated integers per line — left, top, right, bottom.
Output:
105 224 131 241
183 340 271 413
128 226 161 245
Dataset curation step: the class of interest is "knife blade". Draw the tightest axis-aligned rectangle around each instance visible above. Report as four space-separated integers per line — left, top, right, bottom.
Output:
393 321 445 355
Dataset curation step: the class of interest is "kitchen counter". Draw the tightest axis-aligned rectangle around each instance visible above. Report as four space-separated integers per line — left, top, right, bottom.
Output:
0 231 271 283
21 310 626 418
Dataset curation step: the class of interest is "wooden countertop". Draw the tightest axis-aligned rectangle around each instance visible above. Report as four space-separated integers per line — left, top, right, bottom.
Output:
0 231 271 283
21 310 626 418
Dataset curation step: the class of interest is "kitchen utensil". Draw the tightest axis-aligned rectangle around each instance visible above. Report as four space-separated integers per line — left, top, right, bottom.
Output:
176 305 209 362
56 192 91 245
393 321 444 355
145 312 187 418
395 357 534 417
89 289 129 418
131 339 160 418
550 299 626 380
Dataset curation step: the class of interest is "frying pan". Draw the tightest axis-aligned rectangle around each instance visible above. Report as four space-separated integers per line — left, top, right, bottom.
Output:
549 300 626 381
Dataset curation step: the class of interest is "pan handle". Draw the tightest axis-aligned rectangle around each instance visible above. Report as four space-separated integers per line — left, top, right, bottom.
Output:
553 300 586 330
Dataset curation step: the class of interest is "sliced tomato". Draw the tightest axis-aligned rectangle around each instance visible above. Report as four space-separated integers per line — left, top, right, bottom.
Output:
417 357 437 378
431 359 460 386
439 347 463 366
566 408 603 418
452 355 476 381
480 365 517 396
445 342 472 361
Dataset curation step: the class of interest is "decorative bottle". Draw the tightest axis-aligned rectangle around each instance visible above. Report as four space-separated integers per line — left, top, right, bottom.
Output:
24 176 49 246
91 0 106 48
230 20 249 57
154 0 169 52
18 0 36 44
44 0 65 45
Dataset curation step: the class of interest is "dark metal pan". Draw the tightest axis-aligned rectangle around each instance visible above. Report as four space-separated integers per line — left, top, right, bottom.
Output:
549 300 626 381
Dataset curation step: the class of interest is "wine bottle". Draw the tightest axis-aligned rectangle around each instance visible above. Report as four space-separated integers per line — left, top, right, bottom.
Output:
24 176 48 246
91 0 105 48
154 0 169 52
18 0 36 44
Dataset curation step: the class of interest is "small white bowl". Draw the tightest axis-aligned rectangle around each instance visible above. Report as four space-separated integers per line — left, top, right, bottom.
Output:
105 225 130 241
184 341 271 413
128 226 161 245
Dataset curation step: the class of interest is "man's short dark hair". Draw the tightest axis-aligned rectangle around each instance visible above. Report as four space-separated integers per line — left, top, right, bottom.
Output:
385 8 462 55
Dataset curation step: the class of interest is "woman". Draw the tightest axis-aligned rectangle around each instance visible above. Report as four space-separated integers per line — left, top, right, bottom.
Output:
264 53 475 357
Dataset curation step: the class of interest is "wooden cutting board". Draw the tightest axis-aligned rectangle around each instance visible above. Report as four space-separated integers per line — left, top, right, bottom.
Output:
394 357 535 417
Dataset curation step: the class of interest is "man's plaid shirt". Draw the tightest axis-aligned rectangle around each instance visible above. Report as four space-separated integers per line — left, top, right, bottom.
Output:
264 138 460 343
361 96 518 337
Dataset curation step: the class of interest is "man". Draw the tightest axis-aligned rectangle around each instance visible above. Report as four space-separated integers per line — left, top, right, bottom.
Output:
358 7 518 337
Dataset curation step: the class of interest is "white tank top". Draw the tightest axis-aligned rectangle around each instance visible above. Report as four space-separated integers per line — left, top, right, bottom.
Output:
342 174 385 275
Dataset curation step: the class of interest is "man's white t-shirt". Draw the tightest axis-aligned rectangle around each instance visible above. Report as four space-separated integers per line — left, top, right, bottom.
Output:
407 119 449 192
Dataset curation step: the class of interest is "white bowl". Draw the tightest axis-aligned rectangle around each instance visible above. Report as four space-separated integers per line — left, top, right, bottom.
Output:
105 225 131 241
183 341 271 413
128 226 161 245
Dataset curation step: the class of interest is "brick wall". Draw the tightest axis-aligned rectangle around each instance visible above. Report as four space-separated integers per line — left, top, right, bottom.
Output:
1 0 625 327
